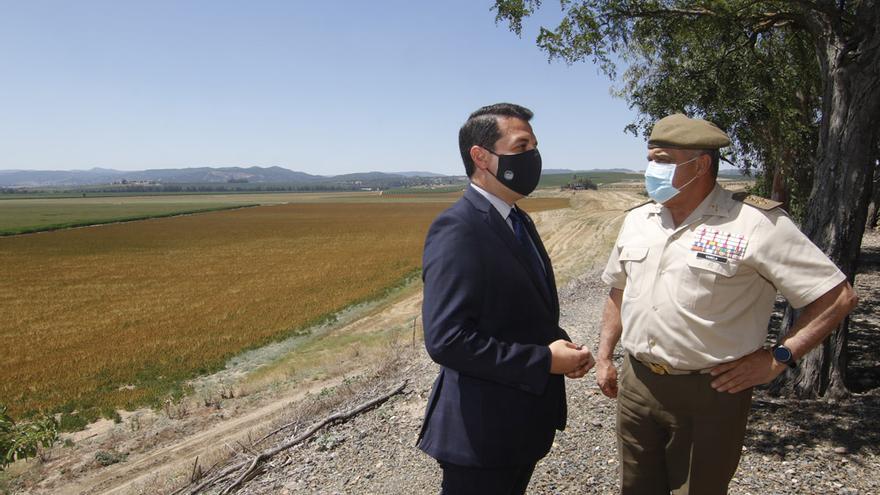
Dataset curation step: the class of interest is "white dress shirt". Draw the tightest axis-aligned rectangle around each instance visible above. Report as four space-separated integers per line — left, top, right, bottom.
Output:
470 182 514 231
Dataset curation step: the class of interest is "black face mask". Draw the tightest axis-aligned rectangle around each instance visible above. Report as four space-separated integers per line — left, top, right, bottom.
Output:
484 148 542 196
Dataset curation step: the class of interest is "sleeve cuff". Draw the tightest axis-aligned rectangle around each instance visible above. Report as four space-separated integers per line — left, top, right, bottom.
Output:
786 270 847 309
601 271 626 290
522 344 553 396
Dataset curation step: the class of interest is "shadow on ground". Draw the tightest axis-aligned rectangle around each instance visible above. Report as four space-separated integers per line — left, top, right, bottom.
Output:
744 232 880 459
745 392 880 459
847 238 880 393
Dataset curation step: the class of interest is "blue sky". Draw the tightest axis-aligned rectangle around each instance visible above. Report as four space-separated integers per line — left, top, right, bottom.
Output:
0 1 649 175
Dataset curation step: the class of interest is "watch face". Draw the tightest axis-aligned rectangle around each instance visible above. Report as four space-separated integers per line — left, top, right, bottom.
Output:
773 345 793 363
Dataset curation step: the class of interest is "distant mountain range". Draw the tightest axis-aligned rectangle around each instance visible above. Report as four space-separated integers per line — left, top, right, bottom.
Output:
0 167 453 187
0 166 644 188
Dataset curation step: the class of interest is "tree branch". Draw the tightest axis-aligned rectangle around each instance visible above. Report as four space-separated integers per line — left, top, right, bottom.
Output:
203 380 408 495
751 12 801 33
608 4 809 35
611 6 718 19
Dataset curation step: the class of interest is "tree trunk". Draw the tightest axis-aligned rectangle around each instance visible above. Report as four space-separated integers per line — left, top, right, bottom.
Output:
868 202 878 230
771 165 789 210
786 12 880 399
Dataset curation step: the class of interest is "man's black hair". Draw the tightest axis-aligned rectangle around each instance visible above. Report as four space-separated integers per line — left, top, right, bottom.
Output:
458 103 534 177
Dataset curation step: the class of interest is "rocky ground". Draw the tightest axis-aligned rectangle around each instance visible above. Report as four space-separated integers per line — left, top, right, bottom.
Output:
193 230 880 495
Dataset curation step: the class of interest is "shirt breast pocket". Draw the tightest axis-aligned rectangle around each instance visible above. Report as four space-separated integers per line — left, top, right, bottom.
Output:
619 246 649 298
678 255 739 313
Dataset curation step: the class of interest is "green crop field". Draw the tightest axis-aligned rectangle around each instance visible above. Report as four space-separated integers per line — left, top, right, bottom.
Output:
0 201 253 235
0 188 573 235
538 171 643 189
0 191 422 235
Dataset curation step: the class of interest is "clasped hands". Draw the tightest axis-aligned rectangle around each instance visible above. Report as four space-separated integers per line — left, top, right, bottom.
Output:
549 339 595 379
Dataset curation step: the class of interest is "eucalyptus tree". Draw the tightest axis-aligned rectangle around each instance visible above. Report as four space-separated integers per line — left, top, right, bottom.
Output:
617 23 820 220
494 0 880 398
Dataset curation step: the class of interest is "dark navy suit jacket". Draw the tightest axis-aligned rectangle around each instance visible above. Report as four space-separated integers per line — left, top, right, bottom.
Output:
417 186 569 468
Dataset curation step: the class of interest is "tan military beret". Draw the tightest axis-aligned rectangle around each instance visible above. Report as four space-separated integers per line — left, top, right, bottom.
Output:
648 113 731 149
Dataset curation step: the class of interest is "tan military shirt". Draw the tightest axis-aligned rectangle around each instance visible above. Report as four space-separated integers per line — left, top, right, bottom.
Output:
602 184 846 370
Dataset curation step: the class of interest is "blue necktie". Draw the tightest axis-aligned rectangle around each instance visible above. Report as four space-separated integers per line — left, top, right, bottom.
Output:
509 208 548 287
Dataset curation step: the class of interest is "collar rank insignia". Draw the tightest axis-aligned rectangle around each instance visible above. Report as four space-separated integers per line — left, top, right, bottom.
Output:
625 198 655 212
731 192 782 211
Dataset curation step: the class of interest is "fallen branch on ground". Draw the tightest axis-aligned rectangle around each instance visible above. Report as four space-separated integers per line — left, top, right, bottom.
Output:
185 380 408 495
253 419 299 446
220 380 408 494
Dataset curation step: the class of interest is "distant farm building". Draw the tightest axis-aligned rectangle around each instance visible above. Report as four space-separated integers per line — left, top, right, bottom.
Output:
561 175 598 191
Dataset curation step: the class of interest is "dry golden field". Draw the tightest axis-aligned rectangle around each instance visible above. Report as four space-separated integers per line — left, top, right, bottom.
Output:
0 195 568 420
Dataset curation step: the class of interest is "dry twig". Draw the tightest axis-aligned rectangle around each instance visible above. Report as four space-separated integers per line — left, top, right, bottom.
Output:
184 380 407 495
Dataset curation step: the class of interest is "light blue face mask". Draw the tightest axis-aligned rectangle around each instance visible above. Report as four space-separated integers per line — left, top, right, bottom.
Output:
644 156 699 204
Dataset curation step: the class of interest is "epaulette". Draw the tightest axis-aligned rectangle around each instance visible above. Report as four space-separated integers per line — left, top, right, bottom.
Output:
731 191 782 211
625 199 655 212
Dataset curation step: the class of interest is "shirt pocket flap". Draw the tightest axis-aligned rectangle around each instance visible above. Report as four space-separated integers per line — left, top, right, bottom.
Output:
619 247 649 262
686 255 738 278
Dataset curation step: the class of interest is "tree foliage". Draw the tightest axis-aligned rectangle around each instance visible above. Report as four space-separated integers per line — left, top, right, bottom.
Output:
0 405 58 469
495 1 830 219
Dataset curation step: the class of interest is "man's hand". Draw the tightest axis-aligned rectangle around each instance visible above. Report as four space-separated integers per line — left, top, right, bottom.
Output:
595 288 623 395
565 349 596 379
711 281 856 394
549 340 594 376
709 348 787 393
595 358 618 398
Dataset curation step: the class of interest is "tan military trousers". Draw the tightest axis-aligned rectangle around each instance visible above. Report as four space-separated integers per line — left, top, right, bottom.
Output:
617 354 752 495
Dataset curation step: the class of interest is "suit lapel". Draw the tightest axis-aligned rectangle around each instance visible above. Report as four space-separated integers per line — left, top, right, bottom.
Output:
464 188 554 308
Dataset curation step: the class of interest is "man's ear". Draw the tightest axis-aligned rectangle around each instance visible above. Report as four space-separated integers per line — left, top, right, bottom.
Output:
696 153 712 177
470 145 492 171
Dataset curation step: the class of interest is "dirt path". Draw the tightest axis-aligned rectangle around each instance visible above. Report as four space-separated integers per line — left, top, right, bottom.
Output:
10 189 641 495
62 376 354 495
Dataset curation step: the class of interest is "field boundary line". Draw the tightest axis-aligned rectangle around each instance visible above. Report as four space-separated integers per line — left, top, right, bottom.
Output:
0 204 261 237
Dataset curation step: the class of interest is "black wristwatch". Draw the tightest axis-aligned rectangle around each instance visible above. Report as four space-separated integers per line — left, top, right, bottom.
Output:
771 344 797 368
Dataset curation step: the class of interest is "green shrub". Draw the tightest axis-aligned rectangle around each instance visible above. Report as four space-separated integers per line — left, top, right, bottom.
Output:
95 450 127 466
0 405 58 469
58 412 90 432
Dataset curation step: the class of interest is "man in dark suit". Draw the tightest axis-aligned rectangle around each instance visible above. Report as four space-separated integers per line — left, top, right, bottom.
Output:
418 103 595 494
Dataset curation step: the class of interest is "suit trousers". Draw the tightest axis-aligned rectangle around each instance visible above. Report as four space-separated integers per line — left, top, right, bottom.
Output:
439 461 536 495
617 354 752 495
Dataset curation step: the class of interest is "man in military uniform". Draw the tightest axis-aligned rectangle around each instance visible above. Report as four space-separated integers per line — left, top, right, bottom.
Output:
596 113 858 494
